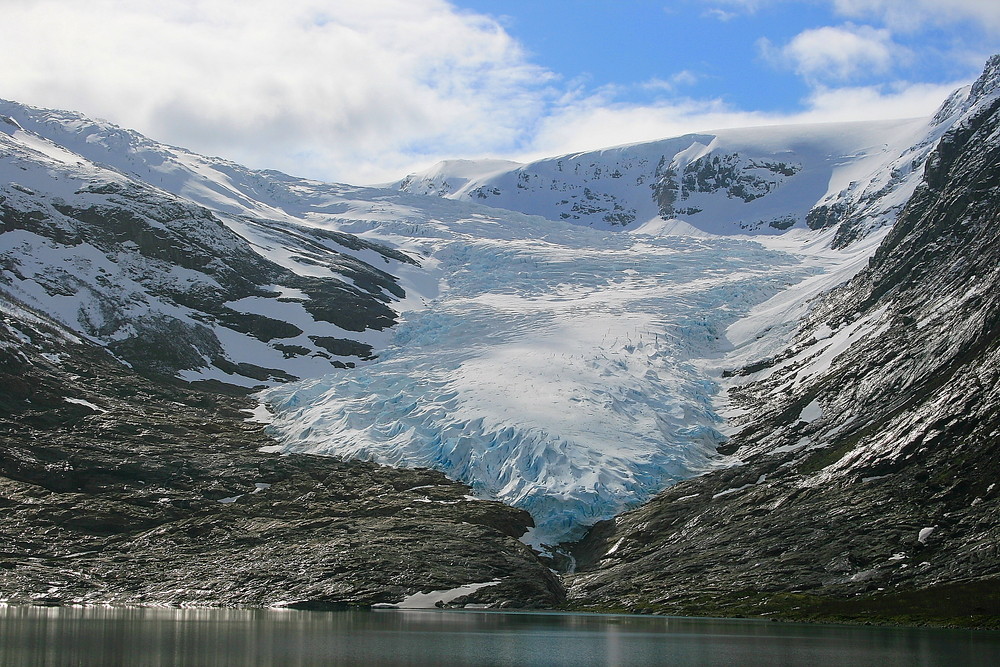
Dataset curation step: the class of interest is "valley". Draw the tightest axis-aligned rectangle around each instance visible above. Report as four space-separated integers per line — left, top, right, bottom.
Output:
1 56 999 625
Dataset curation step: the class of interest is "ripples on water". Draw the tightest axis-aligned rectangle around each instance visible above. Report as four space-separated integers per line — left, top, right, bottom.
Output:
2 606 998 667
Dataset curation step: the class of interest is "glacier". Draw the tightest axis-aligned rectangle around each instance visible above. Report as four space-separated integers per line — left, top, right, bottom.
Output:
259 109 968 546
260 203 819 545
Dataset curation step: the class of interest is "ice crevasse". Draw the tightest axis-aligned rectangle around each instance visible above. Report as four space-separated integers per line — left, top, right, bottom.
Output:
260 209 816 546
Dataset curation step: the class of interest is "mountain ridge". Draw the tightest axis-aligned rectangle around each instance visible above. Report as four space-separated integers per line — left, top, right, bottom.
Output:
395 110 963 247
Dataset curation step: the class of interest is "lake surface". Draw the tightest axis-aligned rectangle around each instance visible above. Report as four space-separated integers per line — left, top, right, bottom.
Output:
1 606 998 667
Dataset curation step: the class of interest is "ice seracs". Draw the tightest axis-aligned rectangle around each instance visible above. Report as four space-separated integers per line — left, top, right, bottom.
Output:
261 207 818 545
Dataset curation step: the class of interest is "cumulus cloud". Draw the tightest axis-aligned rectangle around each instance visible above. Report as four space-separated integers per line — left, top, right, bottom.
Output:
0 0 983 184
760 24 904 82
1 0 553 183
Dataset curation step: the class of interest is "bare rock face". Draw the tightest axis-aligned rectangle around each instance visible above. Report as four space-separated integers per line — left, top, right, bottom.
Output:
0 296 562 608
566 58 1000 628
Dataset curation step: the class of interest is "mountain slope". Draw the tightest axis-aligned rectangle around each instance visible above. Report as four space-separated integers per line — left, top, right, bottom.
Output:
3 56 999 620
396 108 966 246
566 56 1000 626
0 289 562 608
0 109 416 388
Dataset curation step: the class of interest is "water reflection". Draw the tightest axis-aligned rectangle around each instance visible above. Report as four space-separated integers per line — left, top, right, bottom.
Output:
1 606 997 666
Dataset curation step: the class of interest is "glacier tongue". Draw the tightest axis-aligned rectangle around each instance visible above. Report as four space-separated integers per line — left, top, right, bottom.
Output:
261 208 817 545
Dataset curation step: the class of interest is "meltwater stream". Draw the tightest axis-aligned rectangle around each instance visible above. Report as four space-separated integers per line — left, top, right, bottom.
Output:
261 209 815 544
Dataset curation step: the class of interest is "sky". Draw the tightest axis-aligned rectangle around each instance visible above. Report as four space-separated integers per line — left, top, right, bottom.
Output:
2 0 998 184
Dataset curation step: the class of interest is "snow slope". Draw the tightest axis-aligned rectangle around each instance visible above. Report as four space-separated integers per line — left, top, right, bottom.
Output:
396 110 965 246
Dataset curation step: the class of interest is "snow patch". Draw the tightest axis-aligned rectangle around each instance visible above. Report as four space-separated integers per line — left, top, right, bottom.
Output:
798 399 823 423
244 403 275 424
373 580 501 609
605 538 626 556
64 397 105 413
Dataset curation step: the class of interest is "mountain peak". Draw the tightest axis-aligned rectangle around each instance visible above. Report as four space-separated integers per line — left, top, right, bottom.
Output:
968 53 1000 107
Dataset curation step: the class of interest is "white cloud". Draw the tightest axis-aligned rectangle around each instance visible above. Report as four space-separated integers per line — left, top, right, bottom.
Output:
705 0 1000 31
761 24 904 82
642 70 700 92
0 0 553 184
525 96 752 159
703 8 741 21
671 70 701 87
832 0 1000 33
796 80 966 122
519 78 960 161
702 0 773 12
0 0 982 184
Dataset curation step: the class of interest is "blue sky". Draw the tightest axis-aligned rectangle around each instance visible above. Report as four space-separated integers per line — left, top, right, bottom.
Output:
453 0 990 113
2 1 998 183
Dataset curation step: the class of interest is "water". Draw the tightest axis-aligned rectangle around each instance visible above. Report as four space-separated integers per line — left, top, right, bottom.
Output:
2 606 998 667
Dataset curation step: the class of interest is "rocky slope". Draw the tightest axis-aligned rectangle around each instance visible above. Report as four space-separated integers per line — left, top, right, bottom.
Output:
0 291 562 607
1 107 417 389
565 57 1000 627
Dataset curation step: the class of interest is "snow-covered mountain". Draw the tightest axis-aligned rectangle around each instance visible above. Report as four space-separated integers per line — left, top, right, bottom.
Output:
0 61 988 551
396 104 969 247
0 105 422 387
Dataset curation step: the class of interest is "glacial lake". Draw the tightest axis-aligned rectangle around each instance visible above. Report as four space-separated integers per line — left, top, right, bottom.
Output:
2 606 998 666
